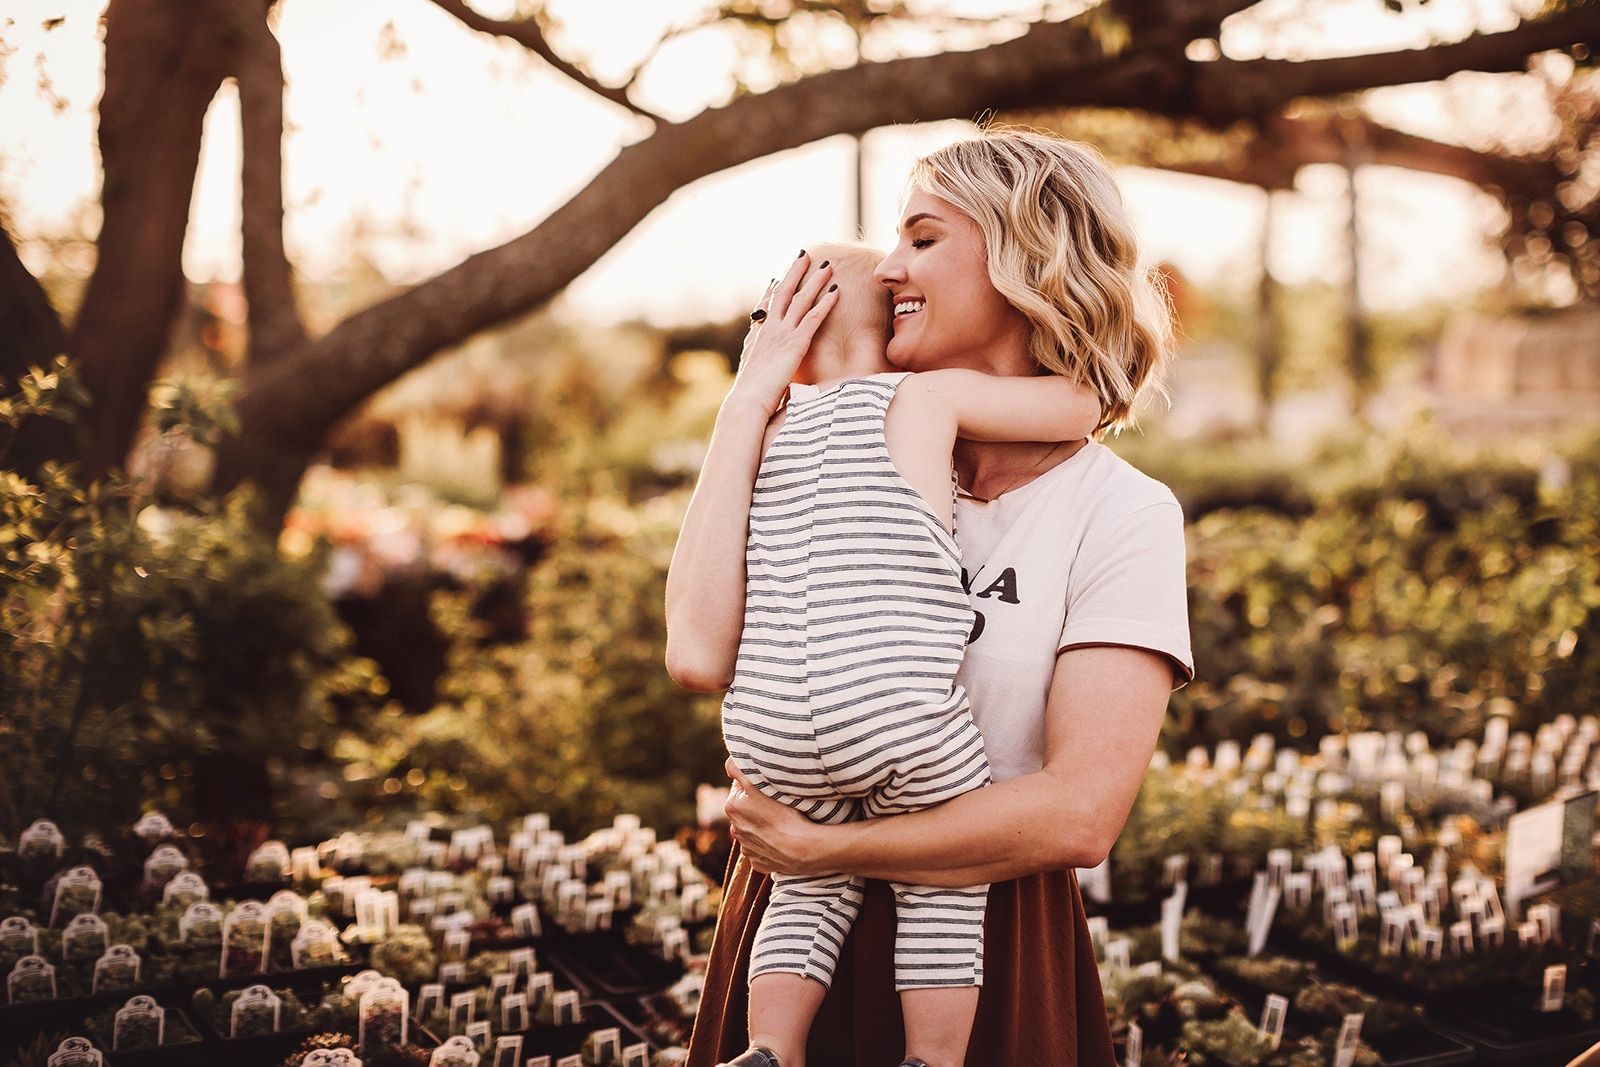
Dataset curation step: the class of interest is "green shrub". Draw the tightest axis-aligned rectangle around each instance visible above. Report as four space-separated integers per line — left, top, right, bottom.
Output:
0 358 387 837
1156 428 1600 748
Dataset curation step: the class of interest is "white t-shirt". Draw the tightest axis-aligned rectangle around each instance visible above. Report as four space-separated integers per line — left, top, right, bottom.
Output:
951 440 1193 783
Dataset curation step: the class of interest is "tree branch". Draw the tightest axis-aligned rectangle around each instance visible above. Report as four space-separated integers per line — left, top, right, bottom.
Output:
0 220 68 384
232 0 308 365
425 0 666 123
213 2 1600 523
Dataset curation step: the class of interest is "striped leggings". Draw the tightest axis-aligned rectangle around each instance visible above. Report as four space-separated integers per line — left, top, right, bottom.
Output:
728 687 993 992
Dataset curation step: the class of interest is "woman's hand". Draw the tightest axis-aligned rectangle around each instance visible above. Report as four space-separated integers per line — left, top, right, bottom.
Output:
724 757 835 877
727 251 839 418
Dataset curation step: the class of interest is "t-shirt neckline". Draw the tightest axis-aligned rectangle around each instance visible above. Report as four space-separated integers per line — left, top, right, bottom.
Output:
955 439 1100 505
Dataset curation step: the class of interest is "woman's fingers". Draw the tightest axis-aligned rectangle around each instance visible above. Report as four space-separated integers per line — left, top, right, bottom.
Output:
769 250 813 322
795 282 841 337
784 260 833 326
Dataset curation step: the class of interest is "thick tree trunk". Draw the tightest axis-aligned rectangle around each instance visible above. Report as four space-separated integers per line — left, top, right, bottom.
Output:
67 0 238 482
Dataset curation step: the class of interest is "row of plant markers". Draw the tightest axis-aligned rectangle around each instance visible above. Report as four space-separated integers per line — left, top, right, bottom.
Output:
3 809 716 1066
1080 719 1600 1063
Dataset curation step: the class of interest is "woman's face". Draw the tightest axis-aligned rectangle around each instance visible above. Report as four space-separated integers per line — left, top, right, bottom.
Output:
873 188 1032 375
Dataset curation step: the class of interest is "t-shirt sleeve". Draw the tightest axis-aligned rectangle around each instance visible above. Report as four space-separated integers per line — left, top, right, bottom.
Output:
1057 498 1194 688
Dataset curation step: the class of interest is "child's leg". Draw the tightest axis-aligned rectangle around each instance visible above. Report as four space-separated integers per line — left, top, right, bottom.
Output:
890 881 988 1067
901 986 980 1067
740 972 828 1067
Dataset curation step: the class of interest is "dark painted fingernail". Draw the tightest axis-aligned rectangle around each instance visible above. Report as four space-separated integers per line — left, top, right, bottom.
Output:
798 250 806 258
819 260 830 268
828 283 838 292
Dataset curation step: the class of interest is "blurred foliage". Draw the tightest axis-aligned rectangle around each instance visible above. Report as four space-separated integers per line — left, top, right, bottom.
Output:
318 347 731 838
1109 423 1600 751
0 357 388 838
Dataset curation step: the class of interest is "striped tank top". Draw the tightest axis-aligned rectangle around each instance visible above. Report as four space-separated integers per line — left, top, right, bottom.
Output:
722 371 979 800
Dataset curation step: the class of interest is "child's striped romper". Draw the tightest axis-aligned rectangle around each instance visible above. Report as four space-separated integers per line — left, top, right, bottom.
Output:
721 370 993 991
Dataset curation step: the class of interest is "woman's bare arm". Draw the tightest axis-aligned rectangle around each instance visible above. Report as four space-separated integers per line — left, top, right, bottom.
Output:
663 253 838 691
725 644 1175 886
663 403 781 691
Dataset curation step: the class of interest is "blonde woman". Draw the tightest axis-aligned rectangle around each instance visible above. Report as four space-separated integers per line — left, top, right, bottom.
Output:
671 128 1194 1066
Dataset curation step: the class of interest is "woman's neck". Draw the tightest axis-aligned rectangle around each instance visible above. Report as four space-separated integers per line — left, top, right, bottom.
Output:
954 437 1090 500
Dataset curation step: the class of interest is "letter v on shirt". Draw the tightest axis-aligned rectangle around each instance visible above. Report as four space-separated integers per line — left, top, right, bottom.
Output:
951 439 1193 783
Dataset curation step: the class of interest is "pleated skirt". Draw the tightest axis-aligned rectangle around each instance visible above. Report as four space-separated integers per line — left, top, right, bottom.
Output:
684 842 1118 1067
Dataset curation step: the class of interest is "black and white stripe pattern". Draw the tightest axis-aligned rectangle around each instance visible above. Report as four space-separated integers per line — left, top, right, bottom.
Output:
722 372 992 991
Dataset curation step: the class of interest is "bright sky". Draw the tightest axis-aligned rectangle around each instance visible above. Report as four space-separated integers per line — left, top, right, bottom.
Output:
0 0 1560 326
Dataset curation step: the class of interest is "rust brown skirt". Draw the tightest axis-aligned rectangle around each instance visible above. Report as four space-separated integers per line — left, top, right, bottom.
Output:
685 842 1117 1067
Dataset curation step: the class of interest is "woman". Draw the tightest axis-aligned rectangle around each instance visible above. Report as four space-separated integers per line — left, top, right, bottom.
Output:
667 128 1194 1066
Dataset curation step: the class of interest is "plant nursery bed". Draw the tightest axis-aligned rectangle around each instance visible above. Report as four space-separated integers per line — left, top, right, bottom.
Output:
1207 958 1474 1067
89 1007 207 1067
1426 994 1600 1064
539 930 685 999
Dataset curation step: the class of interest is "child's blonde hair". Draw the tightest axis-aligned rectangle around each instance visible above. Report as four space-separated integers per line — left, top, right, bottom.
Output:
806 241 889 351
908 126 1176 431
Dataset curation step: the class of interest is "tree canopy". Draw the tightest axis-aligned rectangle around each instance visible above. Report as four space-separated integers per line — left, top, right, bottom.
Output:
2 0 1597 527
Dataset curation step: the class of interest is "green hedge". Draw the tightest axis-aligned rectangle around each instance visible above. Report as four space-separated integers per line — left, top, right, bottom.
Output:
1148 428 1600 749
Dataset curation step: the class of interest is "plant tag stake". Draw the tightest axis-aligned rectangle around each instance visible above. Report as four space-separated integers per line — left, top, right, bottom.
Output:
1419 926 1444 961
464 1020 491 1053
1449 920 1474 955
44 1037 101 1067
1123 1021 1142 1067
528 971 553 1011
428 1035 480 1067
500 991 528 1032
61 914 107 962
510 903 540 938
1258 993 1287 1050
556 1057 582 1067
416 982 443 1022
550 988 580 1025
1379 915 1406 957
492 1035 521 1067
585 1027 621 1064
50 867 103 928
1247 885 1281 957
1105 938 1131 972
7 956 56 1004
92 944 141 994
1333 1012 1364 1067
230 984 282 1038
113 995 165 1051
449 990 475 1034
622 1043 650 1067
1332 903 1359 952
489 971 515 1010
1160 888 1184 963
1543 964 1567 1012
440 961 466 985
221 901 267 978
358 979 408 1052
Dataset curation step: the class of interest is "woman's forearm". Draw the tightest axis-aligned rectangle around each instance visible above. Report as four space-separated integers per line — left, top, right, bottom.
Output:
663 394 773 691
821 768 1099 888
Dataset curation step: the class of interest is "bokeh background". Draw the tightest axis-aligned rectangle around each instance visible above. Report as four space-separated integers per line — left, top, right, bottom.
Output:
4 1 1600 1064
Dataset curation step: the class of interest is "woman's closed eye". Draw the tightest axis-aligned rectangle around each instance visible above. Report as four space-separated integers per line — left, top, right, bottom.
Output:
911 237 935 249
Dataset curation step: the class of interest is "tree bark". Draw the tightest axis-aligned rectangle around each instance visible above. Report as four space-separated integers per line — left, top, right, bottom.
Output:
67 0 237 482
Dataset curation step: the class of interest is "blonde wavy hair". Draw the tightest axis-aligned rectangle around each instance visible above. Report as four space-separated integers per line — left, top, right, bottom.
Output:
908 126 1177 432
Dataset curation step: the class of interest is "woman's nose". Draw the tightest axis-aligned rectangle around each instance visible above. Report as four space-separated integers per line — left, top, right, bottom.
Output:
874 251 904 288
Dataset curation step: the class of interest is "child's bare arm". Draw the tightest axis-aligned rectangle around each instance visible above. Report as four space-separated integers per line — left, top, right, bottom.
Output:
903 368 1102 442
